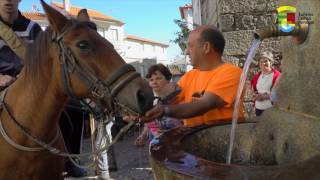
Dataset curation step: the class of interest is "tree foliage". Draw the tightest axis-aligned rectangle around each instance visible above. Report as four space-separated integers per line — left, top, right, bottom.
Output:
171 19 190 54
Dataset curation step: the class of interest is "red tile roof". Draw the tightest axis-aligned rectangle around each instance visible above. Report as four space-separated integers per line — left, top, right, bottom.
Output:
126 35 169 47
22 12 46 20
51 2 124 25
179 4 192 19
23 2 124 25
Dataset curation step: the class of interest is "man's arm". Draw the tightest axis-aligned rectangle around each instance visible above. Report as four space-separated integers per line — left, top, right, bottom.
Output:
143 92 225 122
166 92 225 118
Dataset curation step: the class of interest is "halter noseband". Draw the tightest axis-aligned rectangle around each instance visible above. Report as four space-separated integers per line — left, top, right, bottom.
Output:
53 21 141 113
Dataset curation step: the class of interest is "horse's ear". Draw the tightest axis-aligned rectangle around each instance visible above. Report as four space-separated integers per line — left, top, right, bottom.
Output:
77 9 90 22
40 0 68 34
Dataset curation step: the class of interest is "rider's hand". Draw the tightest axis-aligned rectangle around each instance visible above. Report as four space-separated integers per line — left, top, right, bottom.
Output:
139 104 165 123
0 74 15 87
123 115 138 122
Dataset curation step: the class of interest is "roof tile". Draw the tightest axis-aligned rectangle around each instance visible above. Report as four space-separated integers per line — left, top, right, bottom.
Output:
126 35 168 47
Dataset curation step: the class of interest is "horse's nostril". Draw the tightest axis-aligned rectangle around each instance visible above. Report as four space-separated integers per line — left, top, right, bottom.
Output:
137 90 146 107
136 90 153 112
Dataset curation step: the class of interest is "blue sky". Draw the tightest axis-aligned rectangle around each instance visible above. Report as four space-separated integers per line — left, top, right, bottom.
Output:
19 0 191 61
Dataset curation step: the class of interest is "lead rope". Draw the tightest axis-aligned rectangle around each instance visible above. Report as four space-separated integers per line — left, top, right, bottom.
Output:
138 120 142 169
0 89 139 168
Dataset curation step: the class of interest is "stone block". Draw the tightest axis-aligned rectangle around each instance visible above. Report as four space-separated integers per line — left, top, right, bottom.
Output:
219 14 235 32
222 55 240 66
235 14 274 30
200 0 219 25
223 30 281 56
256 15 274 29
220 0 269 14
237 15 256 30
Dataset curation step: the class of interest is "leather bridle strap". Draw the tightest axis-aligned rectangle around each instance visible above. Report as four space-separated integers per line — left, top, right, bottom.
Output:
110 72 140 98
104 64 136 86
54 21 140 103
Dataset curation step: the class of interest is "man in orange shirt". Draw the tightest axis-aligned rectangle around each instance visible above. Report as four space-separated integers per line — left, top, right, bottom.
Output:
141 25 244 127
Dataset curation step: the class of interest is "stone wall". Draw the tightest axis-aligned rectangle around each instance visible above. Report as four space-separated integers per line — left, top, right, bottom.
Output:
198 0 282 118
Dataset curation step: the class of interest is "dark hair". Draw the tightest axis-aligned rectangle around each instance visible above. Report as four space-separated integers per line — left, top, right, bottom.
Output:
146 64 172 81
199 27 225 55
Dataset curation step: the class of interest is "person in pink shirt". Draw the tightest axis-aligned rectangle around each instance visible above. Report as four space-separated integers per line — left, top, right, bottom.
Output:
125 64 182 147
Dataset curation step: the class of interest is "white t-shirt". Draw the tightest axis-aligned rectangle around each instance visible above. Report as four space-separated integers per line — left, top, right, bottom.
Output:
255 72 274 110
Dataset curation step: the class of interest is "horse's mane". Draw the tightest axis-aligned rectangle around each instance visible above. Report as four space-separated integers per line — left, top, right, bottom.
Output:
23 28 53 94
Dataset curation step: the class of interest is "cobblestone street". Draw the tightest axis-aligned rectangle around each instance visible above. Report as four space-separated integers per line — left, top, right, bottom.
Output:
66 131 154 180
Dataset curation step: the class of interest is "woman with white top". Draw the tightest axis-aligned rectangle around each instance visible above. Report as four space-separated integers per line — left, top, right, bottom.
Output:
251 52 281 116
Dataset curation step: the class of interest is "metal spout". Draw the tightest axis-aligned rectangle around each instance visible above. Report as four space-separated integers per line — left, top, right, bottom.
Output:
254 23 309 44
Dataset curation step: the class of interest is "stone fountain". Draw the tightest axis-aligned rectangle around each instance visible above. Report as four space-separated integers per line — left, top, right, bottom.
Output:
150 0 320 179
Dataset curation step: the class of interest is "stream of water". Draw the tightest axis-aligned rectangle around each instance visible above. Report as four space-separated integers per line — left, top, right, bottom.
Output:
226 39 261 164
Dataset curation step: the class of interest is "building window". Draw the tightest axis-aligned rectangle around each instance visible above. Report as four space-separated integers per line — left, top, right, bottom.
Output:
110 29 118 41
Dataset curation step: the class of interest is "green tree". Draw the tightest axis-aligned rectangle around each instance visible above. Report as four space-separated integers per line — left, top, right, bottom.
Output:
171 19 190 54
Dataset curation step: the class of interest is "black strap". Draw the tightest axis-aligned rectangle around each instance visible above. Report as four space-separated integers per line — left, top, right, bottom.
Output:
104 64 136 86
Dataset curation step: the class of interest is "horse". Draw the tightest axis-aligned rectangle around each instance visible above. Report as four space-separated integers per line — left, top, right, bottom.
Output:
0 1 154 179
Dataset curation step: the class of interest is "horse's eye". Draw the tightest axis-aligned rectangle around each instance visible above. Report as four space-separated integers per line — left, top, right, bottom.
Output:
76 41 91 52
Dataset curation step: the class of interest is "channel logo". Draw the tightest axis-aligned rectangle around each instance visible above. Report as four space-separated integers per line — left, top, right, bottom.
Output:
277 6 296 32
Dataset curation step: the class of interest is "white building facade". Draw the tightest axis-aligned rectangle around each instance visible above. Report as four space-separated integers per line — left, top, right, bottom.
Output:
24 2 169 65
125 35 168 64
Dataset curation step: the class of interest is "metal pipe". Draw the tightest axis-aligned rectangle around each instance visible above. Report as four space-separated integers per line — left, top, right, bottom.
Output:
254 23 309 44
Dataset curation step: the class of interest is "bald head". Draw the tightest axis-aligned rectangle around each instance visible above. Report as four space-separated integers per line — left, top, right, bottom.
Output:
190 25 225 55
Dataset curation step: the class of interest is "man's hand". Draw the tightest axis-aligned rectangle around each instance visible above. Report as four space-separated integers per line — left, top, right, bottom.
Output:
140 104 165 123
123 115 138 123
0 74 15 87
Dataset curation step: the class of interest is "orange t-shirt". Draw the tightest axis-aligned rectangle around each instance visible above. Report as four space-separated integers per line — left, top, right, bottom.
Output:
177 63 245 127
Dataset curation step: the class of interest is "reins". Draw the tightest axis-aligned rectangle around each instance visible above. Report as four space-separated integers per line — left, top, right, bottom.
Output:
0 20 144 169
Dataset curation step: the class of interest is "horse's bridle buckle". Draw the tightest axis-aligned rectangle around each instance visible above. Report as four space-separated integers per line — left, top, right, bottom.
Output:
91 86 105 99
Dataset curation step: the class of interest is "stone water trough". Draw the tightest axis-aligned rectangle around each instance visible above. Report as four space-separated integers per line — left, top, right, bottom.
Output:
150 0 320 179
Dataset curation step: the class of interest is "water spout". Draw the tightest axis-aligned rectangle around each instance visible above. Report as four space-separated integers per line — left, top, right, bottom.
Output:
254 23 309 44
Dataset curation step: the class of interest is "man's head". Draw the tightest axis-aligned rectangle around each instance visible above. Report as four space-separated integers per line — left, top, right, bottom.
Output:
259 51 274 73
0 0 20 24
186 25 225 68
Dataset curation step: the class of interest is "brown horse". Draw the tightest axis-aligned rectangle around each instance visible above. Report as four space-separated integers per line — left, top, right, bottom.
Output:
0 1 153 179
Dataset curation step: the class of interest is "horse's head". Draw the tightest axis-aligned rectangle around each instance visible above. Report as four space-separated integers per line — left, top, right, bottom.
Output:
40 0 154 114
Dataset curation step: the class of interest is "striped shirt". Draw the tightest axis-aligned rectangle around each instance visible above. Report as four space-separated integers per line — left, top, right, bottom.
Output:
0 12 42 76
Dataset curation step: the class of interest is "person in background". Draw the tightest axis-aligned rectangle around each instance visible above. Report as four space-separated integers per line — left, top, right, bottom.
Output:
251 51 281 116
0 0 41 88
125 64 182 147
139 25 245 127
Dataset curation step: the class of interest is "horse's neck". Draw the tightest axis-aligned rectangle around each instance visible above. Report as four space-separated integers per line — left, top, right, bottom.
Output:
2 74 67 141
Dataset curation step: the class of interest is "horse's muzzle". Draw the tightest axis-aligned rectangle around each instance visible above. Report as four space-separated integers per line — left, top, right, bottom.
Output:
136 89 154 113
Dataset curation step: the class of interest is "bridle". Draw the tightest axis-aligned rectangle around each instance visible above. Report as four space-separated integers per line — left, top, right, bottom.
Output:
0 20 144 165
55 20 141 115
